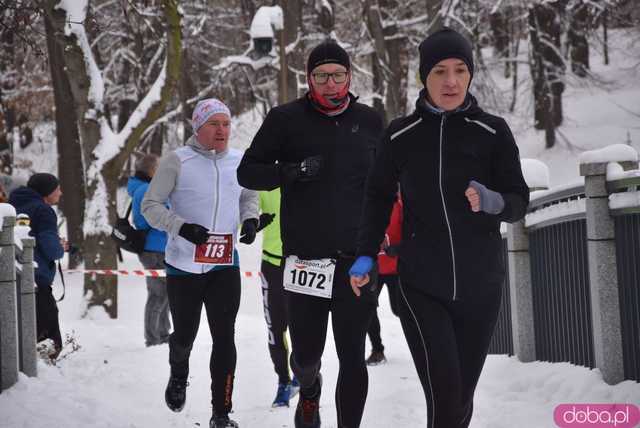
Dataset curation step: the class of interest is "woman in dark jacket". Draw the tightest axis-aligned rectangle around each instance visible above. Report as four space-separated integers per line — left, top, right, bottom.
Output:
349 28 529 427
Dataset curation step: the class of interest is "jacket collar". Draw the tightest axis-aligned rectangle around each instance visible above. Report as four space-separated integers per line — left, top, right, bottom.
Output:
414 89 480 119
186 135 229 160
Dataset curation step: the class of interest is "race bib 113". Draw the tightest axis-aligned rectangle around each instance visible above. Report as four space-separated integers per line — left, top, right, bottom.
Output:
194 233 234 265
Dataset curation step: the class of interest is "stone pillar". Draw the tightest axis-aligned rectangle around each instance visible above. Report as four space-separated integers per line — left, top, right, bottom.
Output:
507 219 536 362
580 158 637 384
0 214 18 391
507 159 548 363
18 237 37 377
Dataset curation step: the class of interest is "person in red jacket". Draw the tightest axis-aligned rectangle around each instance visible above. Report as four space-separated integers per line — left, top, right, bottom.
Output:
366 193 402 365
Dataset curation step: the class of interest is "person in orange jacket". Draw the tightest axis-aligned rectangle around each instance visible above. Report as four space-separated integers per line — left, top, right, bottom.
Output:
366 192 402 365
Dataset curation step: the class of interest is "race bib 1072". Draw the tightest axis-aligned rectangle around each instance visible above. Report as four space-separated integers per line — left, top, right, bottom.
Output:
283 256 336 299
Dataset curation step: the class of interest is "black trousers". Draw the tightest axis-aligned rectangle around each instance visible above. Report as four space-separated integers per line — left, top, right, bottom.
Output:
397 280 502 428
35 284 62 349
166 267 241 416
260 260 291 384
287 257 376 428
367 274 400 353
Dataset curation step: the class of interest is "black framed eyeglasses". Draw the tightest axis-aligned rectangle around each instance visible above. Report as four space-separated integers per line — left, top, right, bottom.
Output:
312 71 348 84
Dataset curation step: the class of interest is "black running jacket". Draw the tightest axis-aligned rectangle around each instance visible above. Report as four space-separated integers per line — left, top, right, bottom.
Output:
238 94 384 259
357 91 529 301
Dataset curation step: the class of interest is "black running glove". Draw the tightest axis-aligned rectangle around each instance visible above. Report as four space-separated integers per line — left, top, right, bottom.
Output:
257 213 276 232
179 223 209 245
280 155 324 184
239 218 259 244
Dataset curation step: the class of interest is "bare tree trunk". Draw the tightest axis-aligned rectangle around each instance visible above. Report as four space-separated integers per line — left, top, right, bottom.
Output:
509 35 520 113
318 0 335 34
490 8 510 78
44 10 85 269
148 125 164 156
117 99 136 185
363 0 408 124
602 7 609 65
529 2 564 148
371 52 386 122
426 0 443 33
363 0 388 122
180 49 197 143
385 29 409 121
568 0 590 77
280 0 303 101
0 28 15 175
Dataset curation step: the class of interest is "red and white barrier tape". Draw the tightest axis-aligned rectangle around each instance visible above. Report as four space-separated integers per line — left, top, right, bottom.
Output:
63 269 257 278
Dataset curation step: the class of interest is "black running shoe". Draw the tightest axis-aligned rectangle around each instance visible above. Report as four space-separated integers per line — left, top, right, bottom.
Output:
294 374 322 428
165 375 188 412
209 413 239 428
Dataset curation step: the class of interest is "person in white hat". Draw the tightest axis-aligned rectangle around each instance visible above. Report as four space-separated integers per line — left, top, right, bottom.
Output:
142 98 259 428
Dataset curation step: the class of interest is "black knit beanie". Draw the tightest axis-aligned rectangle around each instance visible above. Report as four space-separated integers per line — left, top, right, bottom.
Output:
27 173 59 197
307 41 350 74
418 27 474 84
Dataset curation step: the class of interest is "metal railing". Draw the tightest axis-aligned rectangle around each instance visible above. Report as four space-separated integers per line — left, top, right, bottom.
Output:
488 238 514 355
609 175 640 383
529 220 594 368
487 149 640 384
614 213 640 382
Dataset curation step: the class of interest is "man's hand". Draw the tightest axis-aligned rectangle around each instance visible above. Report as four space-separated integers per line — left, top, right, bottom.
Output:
465 180 505 214
280 155 324 184
239 218 259 244
348 256 374 297
257 213 275 232
179 223 209 245
60 237 69 252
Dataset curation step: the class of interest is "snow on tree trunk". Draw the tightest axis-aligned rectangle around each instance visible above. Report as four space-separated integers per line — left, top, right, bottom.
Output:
43 0 182 318
528 1 565 148
43 10 86 269
568 0 590 77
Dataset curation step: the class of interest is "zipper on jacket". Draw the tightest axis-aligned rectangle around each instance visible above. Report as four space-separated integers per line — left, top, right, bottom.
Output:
438 114 457 300
206 155 221 274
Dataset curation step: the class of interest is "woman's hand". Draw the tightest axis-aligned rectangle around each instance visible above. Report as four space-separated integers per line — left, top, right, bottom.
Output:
465 180 505 214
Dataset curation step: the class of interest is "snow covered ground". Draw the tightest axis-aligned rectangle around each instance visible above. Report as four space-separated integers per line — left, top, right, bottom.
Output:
1 238 638 428
3 27 640 428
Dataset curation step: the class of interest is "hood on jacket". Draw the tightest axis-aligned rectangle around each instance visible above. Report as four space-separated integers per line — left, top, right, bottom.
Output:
8 186 43 207
127 176 147 197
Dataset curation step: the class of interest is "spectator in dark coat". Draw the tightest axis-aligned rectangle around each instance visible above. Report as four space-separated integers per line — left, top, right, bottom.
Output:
9 173 67 357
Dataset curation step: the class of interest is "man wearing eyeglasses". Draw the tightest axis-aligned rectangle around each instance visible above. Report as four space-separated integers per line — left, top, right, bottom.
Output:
238 41 383 428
